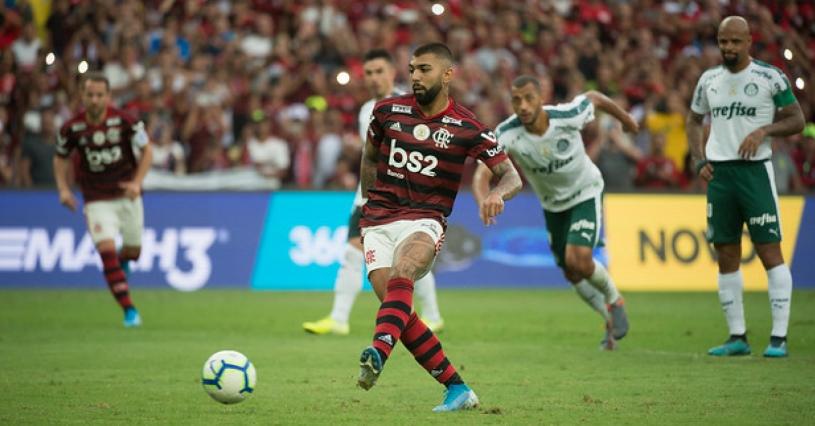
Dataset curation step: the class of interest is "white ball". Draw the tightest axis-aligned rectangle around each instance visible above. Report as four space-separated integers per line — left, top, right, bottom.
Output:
201 350 257 404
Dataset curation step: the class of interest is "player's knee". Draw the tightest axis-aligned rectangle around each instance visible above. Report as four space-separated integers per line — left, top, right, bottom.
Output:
120 247 141 261
564 252 593 278
755 242 784 270
563 269 582 284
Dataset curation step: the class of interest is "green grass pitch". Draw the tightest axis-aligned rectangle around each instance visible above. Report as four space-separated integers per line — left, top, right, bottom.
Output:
1 289 813 425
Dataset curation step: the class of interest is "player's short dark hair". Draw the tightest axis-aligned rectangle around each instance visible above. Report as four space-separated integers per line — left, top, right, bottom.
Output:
82 72 111 91
413 42 454 63
512 75 542 91
363 49 393 64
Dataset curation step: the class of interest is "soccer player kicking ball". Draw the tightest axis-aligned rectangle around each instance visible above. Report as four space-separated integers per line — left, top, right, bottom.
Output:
54 73 153 328
303 49 444 336
356 43 522 412
687 16 804 358
473 75 636 350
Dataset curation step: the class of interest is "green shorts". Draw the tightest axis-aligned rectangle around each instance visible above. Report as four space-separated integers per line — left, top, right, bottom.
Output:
706 160 781 244
543 196 603 268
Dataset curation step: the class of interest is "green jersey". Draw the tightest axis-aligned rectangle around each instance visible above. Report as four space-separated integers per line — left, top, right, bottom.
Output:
690 60 796 161
496 94 602 212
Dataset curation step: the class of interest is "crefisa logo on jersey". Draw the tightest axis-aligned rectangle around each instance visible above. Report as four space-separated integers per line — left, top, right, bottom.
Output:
744 83 759 96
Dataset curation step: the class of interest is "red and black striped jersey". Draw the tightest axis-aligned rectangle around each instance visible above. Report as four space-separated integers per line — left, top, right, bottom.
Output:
56 106 149 202
361 94 507 228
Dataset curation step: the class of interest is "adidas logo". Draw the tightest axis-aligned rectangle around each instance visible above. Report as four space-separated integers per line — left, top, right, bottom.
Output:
377 334 394 346
389 122 402 132
430 369 444 377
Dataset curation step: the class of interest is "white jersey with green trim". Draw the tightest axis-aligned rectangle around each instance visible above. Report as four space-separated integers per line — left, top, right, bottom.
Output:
352 89 404 208
690 59 797 162
496 94 603 212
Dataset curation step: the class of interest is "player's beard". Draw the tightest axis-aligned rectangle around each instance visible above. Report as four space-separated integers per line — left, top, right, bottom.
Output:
722 51 740 68
413 80 443 106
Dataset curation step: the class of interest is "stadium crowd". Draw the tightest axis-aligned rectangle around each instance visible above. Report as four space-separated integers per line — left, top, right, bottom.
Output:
1 0 814 192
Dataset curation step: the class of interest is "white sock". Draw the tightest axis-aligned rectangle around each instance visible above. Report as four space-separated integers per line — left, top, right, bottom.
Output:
587 260 620 304
329 244 364 324
414 272 442 323
574 280 610 321
767 264 792 338
718 270 746 336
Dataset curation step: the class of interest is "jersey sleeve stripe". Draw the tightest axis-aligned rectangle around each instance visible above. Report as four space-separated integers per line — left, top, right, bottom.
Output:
546 97 591 119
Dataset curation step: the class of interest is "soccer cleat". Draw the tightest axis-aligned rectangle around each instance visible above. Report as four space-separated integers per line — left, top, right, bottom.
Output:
600 321 617 351
607 297 629 340
357 346 382 390
424 318 445 334
763 337 788 358
123 307 142 328
708 336 751 356
432 384 480 412
302 317 350 336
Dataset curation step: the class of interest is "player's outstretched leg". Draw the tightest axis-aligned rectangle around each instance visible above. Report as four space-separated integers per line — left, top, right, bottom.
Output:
415 272 444 332
586 259 628 340
100 249 140 327
399 313 478 412
357 277 415 390
303 244 363 335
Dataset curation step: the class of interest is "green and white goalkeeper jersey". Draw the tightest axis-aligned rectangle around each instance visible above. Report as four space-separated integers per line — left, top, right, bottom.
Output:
690 59 797 161
496 94 603 212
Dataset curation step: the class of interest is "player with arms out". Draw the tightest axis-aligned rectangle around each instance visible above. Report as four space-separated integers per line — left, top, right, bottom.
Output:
687 16 804 358
474 75 636 350
53 73 153 327
356 42 522 412
302 49 444 336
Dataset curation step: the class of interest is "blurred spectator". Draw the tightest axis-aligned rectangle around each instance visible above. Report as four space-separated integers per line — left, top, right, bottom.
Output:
10 22 40 72
793 124 815 190
591 97 643 191
150 118 186 176
247 118 290 189
19 108 56 187
771 137 804 194
635 133 683 189
645 93 688 176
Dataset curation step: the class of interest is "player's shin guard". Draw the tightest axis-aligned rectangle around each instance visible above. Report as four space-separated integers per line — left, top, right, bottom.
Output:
588 259 620 304
100 250 133 310
767 264 792 338
718 270 746 336
371 277 414 363
401 313 463 386
414 272 442 324
574 280 610 321
329 245 365 324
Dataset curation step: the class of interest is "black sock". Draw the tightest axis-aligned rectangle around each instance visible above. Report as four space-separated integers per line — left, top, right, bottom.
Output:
769 335 786 346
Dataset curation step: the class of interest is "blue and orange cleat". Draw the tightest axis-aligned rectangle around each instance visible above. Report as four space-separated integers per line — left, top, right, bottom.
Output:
123 307 142 328
357 346 382 390
432 383 480 412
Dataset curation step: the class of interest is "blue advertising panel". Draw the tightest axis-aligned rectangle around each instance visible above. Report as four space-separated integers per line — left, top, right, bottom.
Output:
791 196 815 288
439 193 606 288
0 191 268 290
252 192 370 290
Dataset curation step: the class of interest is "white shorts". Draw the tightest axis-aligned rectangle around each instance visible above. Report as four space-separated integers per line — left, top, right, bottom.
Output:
84 197 144 246
360 219 445 274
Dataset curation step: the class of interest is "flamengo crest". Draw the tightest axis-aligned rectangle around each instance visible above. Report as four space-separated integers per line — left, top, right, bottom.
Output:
432 128 453 149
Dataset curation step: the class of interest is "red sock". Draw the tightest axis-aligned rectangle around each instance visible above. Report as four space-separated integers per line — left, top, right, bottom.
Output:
401 312 462 386
371 277 414 363
100 250 133 310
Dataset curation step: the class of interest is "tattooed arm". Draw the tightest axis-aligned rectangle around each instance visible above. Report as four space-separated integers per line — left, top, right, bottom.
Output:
359 137 379 200
477 158 522 226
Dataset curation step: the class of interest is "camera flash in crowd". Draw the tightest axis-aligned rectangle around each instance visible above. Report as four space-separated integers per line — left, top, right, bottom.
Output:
432 3 445 15
78 60 89 74
45 52 55 66
795 77 805 90
783 49 793 61
336 71 350 86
